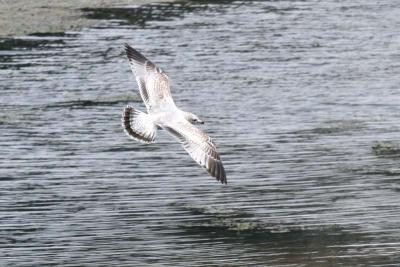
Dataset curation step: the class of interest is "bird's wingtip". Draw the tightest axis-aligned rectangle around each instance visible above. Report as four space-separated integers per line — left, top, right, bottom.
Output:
124 43 132 52
217 173 227 185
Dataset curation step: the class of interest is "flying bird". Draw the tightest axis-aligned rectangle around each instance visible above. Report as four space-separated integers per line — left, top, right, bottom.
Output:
122 44 227 184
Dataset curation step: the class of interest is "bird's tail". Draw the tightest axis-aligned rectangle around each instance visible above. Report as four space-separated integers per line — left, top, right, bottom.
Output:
122 106 157 143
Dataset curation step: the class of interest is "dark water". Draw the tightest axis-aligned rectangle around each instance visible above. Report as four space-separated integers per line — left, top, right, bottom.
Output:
1 0 400 266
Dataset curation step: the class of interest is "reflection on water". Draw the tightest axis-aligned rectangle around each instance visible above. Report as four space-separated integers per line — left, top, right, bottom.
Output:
82 1 241 28
1 0 400 266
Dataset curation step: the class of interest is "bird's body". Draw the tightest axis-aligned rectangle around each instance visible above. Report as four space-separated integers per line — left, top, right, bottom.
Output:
122 44 227 184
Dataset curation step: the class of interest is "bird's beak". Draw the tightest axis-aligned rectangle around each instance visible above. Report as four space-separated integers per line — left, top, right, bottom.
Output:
198 120 204 124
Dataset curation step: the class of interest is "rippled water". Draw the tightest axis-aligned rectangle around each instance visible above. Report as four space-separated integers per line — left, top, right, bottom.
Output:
1 0 400 266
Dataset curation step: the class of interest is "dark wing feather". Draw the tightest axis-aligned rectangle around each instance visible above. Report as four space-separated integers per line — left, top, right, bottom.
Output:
163 121 227 184
124 44 173 110
122 106 156 143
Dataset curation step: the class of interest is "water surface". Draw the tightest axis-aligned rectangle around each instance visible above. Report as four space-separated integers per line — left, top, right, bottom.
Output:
1 0 400 266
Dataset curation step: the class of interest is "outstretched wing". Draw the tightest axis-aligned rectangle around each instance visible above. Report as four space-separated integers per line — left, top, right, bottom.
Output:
163 120 227 184
125 44 174 111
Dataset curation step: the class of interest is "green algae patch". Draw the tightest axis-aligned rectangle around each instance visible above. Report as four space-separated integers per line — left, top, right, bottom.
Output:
372 142 400 156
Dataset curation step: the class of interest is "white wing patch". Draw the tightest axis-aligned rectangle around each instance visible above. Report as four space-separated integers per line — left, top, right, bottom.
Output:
125 44 173 111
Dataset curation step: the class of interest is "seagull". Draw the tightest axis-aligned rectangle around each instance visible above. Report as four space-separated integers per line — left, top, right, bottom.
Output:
122 44 227 184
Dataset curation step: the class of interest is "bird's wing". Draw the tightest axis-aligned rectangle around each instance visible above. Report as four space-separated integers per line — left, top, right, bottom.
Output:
122 106 157 143
125 44 174 111
163 120 227 184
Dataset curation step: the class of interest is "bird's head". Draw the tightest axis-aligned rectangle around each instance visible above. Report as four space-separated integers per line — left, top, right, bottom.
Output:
184 112 204 124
